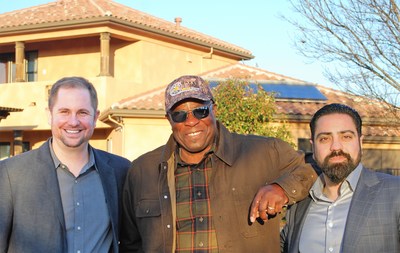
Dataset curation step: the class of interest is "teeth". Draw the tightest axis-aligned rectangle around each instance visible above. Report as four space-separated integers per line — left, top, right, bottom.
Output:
188 131 200 136
66 130 80 134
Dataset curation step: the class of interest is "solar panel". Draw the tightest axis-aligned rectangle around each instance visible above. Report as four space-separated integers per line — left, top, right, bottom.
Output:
208 81 327 101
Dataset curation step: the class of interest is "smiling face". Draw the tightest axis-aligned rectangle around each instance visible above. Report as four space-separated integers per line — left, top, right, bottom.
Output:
168 99 217 163
311 113 363 184
48 87 99 151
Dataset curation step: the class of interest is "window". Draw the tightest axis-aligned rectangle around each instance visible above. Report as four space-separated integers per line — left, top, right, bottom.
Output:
26 51 38 82
0 53 16 83
0 141 30 160
22 142 30 152
0 142 11 160
0 51 38 83
298 138 312 154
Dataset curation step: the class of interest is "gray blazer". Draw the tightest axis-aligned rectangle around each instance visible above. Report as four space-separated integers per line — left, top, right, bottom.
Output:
281 167 400 253
0 140 131 253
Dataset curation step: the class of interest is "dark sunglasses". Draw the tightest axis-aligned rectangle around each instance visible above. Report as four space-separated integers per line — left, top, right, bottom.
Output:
169 103 213 123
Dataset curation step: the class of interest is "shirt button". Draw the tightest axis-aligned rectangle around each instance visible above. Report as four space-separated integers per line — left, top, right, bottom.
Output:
199 217 204 222
328 247 333 252
328 222 333 228
76 202 80 206
197 191 202 197
166 224 171 229
292 189 297 194
77 250 81 253
199 242 204 247
77 226 81 230
164 195 168 199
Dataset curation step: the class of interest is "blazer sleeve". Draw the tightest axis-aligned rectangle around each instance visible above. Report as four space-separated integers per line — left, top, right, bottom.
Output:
0 161 12 251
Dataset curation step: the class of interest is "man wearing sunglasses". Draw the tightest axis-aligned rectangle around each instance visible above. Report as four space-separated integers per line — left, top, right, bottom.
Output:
120 75 317 252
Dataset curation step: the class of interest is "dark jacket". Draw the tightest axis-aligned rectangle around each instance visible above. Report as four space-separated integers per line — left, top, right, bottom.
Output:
120 122 316 253
0 140 131 253
281 167 400 253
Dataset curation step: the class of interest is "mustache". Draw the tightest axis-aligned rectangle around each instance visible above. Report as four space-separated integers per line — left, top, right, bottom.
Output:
327 150 351 160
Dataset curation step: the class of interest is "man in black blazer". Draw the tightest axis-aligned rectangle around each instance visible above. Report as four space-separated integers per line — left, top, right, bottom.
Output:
0 77 131 253
281 103 400 253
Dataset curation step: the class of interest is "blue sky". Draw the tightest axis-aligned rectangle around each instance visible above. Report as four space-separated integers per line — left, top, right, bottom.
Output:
2 0 337 89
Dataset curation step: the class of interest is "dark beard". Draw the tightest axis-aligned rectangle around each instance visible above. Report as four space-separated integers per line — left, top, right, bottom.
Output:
317 150 360 184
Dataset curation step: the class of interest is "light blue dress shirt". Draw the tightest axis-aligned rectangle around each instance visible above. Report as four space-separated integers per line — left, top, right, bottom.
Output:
50 143 112 253
299 163 363 253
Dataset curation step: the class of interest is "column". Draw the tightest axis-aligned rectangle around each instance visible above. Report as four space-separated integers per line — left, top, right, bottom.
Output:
13 130 23 156
15 41 25 82
99 32 111 76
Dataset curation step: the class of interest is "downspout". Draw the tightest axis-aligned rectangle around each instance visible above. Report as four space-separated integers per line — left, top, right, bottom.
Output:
107 115 125 156
201 47 214 73
108 115 123 129
203 47 214 59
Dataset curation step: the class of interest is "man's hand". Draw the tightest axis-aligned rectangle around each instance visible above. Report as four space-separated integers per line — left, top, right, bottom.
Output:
249 184 289 223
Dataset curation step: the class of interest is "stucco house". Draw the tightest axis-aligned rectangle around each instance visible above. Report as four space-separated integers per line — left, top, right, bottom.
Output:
0 0 252 158
1 0 399 174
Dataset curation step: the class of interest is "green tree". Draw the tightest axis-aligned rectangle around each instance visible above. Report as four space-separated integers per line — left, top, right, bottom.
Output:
212 78 294 146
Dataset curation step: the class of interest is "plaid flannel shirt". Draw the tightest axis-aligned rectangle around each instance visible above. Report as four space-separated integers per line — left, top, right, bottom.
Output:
175 152 218 253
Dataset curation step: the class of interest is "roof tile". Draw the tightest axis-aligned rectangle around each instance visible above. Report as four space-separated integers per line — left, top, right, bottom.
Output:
111 63 400 138
0 0 251 56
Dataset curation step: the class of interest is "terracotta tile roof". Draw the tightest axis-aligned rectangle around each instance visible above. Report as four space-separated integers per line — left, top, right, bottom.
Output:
201 63 305 83
110 63 303 111
112 86 165 111
109 63 400 138
0 0 252 58
0 106 23 112
0 106 23 119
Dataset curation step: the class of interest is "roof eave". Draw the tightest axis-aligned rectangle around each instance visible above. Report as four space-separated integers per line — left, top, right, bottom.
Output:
0 16 254 60
99 108 166 122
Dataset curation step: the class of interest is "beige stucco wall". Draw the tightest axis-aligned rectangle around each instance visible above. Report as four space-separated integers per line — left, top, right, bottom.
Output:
107 117 171 161
0 30 237 158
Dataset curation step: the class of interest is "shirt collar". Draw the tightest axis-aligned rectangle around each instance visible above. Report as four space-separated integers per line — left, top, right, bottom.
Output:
175 144 215 167
49 138 96 172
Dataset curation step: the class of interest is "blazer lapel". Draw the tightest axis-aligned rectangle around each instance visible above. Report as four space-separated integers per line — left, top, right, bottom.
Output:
92 150 118 234
342 168 380 250
37 141 66 232
294 197 312 253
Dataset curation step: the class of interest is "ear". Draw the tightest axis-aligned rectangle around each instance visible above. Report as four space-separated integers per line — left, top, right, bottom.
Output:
93 110 100 126
46 107 52 125
212 103 217 112
310 139 315 159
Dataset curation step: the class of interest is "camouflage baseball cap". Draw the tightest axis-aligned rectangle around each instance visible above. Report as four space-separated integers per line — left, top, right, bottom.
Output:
165 75 214 112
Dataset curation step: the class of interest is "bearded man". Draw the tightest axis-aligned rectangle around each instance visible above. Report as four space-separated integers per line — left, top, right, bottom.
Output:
280 103 400 253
